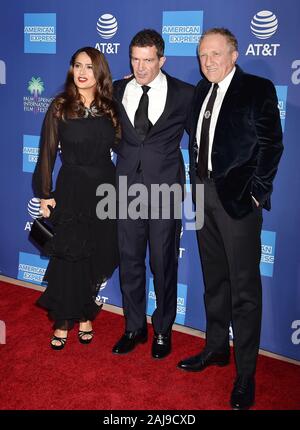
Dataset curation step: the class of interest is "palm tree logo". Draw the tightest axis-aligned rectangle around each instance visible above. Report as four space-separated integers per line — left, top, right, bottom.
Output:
28 77 44 112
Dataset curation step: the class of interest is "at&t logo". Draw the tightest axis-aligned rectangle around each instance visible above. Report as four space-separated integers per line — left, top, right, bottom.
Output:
95 279 109 305
250 10 278 39
25 197 40 232
95 13 120 55
245 10 280 56
97 14 117 39
28 197 41 219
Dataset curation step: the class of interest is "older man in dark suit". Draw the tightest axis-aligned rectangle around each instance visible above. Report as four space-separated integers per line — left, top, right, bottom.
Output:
112 29 194 359
177 28 283 410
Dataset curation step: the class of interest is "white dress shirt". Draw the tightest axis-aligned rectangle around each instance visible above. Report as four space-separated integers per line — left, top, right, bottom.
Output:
196 67 236 171
122 71 168 126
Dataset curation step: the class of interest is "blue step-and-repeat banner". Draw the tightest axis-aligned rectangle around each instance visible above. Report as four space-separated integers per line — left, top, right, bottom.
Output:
0 0 299 362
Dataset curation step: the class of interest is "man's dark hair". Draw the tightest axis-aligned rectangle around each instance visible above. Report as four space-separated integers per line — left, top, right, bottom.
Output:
200 28 238 52
129 29 165 58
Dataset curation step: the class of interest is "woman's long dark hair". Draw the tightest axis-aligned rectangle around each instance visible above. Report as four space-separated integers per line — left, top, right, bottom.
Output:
54 47 120 135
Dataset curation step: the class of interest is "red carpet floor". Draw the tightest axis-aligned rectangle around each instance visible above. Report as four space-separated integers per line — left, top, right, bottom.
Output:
0 280 299 410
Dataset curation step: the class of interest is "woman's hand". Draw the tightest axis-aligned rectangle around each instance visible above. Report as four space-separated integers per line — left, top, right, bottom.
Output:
40 198 56 218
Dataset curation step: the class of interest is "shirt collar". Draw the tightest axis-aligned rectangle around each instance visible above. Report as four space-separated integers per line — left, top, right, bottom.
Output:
132 70 166 90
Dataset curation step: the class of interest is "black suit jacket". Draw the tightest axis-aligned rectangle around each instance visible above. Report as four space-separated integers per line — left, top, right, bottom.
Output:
113 72 194 202
189 65 283 219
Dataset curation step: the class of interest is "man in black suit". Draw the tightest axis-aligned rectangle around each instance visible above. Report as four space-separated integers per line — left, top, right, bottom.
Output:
112 29 194 359
177 28 283 409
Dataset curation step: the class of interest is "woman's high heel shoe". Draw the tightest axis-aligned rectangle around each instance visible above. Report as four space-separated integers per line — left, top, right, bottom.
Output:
78 330 94 344
50 335 67 350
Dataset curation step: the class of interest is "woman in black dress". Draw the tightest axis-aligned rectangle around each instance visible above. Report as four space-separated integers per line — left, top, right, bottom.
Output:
33 47 119 350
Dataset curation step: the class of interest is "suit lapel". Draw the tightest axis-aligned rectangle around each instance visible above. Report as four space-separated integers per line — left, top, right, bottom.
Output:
214 66 243 133
114 77 136 133
146 73 175 136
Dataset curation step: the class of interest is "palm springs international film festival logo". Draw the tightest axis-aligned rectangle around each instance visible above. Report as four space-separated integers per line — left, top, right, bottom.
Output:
95 13 120 55
162 11 203 56
246 10 280 56
23 77 53 114
24 13 56 54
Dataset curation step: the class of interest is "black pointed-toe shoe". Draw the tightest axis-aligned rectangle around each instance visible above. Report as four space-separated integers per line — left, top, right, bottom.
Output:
152 333 171 359
112 327 148 354
230 375 255 410
177 349 230 372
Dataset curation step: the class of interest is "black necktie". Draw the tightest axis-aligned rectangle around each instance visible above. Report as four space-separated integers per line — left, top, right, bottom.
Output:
134 85 152 140
197 83 219 179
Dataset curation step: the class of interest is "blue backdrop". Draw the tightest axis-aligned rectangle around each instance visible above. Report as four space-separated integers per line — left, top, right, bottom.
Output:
0 0 299 362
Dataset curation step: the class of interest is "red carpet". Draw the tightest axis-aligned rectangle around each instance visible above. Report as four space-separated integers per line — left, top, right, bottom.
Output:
0 280 299 410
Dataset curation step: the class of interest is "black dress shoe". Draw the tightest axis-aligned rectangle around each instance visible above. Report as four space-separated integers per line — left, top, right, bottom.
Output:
112 328 148 354
230 375 255 410
177 349 230 372
152 333 171 359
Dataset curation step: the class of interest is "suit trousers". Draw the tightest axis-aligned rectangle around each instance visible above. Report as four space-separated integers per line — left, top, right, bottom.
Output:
196 176 263 376
118 202 181 335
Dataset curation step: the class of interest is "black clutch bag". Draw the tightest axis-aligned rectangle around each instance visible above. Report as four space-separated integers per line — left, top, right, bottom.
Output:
29 217 54 248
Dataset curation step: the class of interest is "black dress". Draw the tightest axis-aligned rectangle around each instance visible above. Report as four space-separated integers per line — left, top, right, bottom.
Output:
33 102 119 330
